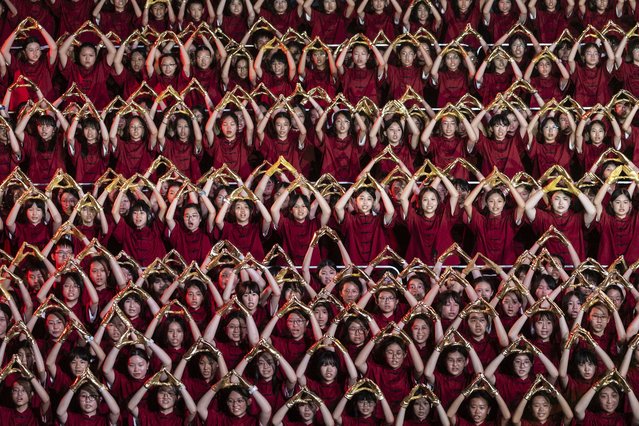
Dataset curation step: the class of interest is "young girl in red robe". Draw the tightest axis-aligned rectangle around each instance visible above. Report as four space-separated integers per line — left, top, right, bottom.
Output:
6 195 62 251
333 387 394 426
440 0 481 43
524 54 570 108
1 27 58 103
528 0 573 43
66 116 110 183
111 191 167 266
448 389 511 426
303 0 355 44
298 45 338 97
511 389 574 426
206 106 255 181
402 0 442 36
334 183 395 266
110 112 158 178
369 114 421 175
336 40 386 105
399 171 459 265
196 383 272 426
158 112 203 181
356 0 402 40
253 0 303 36
574 382 639 426
216 0 256 42
430 48 476 107
56 382 121 426
525 113 575 178
257 108 307 173
463 177 525 265
384 43 431 101
482 0 526 42
14 110 68 184
592 186 639 265
568 40 615 107
421 112 475 178
58 33 117 109
474 51 522 104
575 115 622 173
146 43 191 95
215 194 272 260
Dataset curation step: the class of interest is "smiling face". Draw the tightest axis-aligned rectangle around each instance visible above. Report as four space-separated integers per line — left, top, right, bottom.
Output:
24 41 42 64
257 353 275 380
420 189 439 217
445 51 461 71
410 318 430 345
290 197 309 222
486 192 505 216
226 391 249 417
355 190 374 215
598 386 620 413
512 354 532 378
531 395 551 422
160 56 178 77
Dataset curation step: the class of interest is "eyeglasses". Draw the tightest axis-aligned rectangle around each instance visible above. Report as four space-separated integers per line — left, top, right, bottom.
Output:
287 319 305 325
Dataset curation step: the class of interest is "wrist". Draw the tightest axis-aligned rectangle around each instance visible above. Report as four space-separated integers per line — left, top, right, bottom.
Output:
248 385 258 395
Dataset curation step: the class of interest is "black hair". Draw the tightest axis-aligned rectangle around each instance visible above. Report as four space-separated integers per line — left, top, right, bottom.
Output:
129 200 153 227
122 115 148 141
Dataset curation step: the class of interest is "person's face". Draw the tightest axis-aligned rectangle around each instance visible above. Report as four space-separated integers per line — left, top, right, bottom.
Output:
151 3 167 19
384 343 406 369
584 46 600 66
313 306 329 328
340 282 361 304
474 281 493 300
70 356 89 377
441 298 460 320
198 356 217 380
128 118 145 141
355 191 374 215
62 278 81 303
156 388 177 411
257 354 275 380
535 279 552 299
588 306 610 334
594 0 608 10
24 42 41 63
183 207 201 232
493 56 507 71
513 354 532 378
235 58 249 79
221 116 238 139
420 190 439 216
411 318 430 344
226 391 249 417
533 316 553 340
334 114 351 136
234 201 251 224
606 288 623 310
320 362 338 383
274 116 291 139
385 122 403 145
119 194 131 216
542 119 559 142
27 269 44 291
229 0 243 15
123 297 142 319
11 383 31 408
59 192 78 215
531 395 551 422
46 314 65 338
347 321 368 345
225 318 244 342
188 2 204 20
128 354 149 379
322 0 337 12
566 295 581 319
492 121 508 140
536 58 552 77
544 0 557 9
599 386 620 413
485 192 505 216
589 122 605 145
407 279 426 300
286 312 307 339
0 311 8 337
271 59 286 77
291 198 309 222
377 290 398 314
312 50 328 70
510 39 525 59
218 267 234 289
297 403 315 421
132 208 148 229
352 46 370 68
106 317 126 341
130 51 145 72
357 399 376 417
441 116 458 137
318 266 336 286
53 246 73 268
578 359 596 380
273 0 288 13
186 285 204 310
37 121 54 141
241 291 259 311
416 3 429 21
175 118 191 142
17 348 34 370
446 351 467 376
399 46 416 67
79 46 97 69
550 192 571 215
160 56 178 77
445 52 461 71
468 397 490 424
83 124 98 142
611 194 631 219
80 206 97 224
499 293 520 318
78 390 99 414
412 397 431 420
497 0 512 12
457 0 471 13
467 312 488 338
